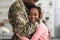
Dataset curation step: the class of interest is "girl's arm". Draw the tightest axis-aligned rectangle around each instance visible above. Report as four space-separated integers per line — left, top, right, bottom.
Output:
30 23 45 40
16 33 29 40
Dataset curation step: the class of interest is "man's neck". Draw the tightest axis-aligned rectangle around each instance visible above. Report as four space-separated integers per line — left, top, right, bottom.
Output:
23 0 35 4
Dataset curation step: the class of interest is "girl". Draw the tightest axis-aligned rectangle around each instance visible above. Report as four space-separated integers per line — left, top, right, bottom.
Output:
16 5 50 40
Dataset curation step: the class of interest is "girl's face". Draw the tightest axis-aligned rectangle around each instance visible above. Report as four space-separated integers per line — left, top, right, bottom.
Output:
28 8 39 23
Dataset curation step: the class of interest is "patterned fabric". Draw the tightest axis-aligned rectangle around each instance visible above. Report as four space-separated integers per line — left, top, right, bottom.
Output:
8 0 28 35
12 34 20 40
8 0 40 40
11 22 39 40
24 22 39 38
8 0 28 40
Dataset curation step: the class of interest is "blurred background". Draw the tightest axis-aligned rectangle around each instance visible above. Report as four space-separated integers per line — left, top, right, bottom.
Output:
0 0 60 40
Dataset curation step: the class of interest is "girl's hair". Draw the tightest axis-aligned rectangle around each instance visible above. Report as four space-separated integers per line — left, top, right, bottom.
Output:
27 4 42 18
27 4 46 24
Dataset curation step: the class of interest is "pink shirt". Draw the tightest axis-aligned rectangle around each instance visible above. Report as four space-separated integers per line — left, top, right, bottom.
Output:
16 23 49 40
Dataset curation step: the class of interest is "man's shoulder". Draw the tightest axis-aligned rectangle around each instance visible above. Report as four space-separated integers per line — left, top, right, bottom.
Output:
9 0 26 12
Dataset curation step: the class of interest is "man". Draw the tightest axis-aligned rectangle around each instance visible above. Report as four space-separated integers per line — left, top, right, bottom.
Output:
8 0 39 40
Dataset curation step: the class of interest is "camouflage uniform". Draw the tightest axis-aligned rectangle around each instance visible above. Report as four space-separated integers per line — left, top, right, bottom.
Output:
8 0 40 40
11 21 39 40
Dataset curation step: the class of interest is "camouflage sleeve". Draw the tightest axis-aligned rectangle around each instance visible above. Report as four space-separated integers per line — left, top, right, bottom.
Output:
8 0 28 35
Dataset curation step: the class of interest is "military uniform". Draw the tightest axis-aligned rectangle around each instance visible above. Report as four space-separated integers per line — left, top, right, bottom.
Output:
8 0 28 40
8 0 40 40
11 21 39 40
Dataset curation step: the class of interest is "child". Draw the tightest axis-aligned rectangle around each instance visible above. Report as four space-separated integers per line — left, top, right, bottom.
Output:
16 5 50 40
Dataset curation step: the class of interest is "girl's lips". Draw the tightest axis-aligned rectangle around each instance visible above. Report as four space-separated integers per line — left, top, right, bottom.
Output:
31 19 35 22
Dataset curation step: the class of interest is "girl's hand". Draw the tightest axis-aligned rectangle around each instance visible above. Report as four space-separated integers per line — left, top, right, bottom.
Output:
16 33 29 40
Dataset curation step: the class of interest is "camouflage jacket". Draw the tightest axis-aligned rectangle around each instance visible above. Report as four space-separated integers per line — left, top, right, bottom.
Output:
8 0 40 40
8 0 28 35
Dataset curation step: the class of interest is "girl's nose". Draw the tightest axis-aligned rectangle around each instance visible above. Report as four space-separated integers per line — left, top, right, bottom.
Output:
32 15 35 19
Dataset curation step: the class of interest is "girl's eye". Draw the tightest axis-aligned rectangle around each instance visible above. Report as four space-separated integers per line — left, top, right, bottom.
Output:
34 14 37 16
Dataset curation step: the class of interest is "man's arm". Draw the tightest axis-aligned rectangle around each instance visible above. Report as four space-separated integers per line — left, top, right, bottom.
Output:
16 23 46 40
8 0 28 35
